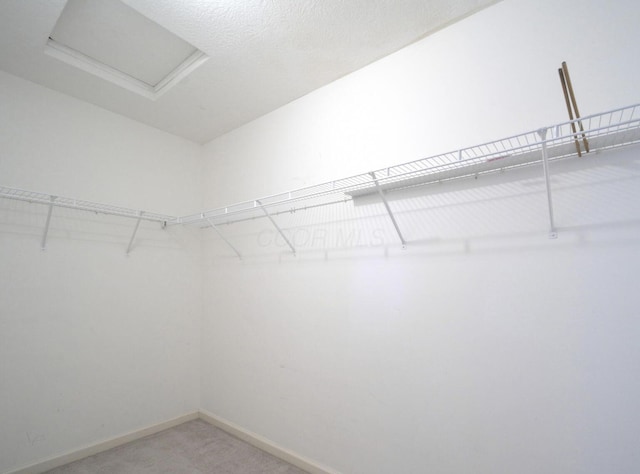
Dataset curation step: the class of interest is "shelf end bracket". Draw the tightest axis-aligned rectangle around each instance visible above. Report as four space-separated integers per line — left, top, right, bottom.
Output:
370 172 407 248
41 195 57 250
126 211 143 255
256 200 296 255
205 217 242 259
537 128 557 239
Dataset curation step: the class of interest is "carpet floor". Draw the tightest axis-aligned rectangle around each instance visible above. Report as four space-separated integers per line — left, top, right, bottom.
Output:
44 419 308 473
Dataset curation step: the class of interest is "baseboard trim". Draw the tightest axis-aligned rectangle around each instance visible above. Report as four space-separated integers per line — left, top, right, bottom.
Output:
6 412 199 474
198 409 340 474
5 411 338 474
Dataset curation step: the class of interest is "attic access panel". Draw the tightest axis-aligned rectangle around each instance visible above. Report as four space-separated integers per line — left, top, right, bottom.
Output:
46 0 207 99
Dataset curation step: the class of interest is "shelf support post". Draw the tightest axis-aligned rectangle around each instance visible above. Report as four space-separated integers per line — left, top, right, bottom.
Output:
537 128 557 239
205 217 242 259
370 172 407 248
126 211 143 255
256 200 296 255
41 195 57 250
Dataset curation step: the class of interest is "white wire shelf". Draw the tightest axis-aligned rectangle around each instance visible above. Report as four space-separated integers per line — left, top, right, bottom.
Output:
0 186 176 253
2 102 639 255
174 103 640 229
0 186 175 223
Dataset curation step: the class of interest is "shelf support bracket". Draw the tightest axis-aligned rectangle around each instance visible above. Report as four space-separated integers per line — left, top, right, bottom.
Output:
537 128 557 239
256 199 296 255
205 217 242 259
370 172 407 248
41 195 57 250
126 211 143 255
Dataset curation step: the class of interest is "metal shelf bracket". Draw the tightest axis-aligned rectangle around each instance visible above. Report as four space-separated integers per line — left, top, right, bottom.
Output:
206 217 242 259
370 172 407 248
4 103 640 254
126 211 143 255
41 195 57 250
256 199 296 255
537 128 557 239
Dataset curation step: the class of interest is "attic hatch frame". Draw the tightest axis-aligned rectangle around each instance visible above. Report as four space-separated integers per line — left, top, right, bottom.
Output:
44 0 209 101
1 103 639 256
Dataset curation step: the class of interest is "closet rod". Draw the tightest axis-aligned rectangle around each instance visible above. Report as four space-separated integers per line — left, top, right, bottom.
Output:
2 103 639 251
176 103 640 229
0 186 174 224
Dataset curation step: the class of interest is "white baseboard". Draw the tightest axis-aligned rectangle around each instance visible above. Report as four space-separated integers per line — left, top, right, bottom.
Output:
6 412 199 474
198 409 340 474
5 410 338 474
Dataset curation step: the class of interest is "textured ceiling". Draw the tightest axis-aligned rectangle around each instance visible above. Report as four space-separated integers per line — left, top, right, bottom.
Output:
0 0 499 144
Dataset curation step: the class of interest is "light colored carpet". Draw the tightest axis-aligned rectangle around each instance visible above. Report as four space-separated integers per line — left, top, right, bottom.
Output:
45 419 308 474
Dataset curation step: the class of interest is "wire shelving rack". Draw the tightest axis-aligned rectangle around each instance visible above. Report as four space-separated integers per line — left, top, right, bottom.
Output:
0 186 175 253
172 103 640 256
1 103 639 255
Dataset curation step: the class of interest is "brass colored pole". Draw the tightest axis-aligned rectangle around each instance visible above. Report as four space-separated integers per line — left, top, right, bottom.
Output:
559 68 582 157
561 62 590 153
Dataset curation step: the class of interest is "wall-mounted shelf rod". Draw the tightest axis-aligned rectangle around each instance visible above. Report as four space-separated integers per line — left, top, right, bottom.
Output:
0 186 174 224
0 186 175 253
2 103 639 255
175 103 640 230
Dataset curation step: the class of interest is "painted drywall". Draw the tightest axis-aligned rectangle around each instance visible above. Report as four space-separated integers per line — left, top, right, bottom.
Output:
201 0 639 205
200 0 640 473
1 0 639 472
0 70 203 473
201 147 640 474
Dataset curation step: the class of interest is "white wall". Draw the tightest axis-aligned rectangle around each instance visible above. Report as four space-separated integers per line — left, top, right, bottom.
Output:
2 0 639 472
200 0 640 473
0 70 203 473
202 0 639 205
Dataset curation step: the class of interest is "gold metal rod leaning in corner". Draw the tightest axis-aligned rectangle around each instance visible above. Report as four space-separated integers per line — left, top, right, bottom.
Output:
561 61 590 154
559 67 582 157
